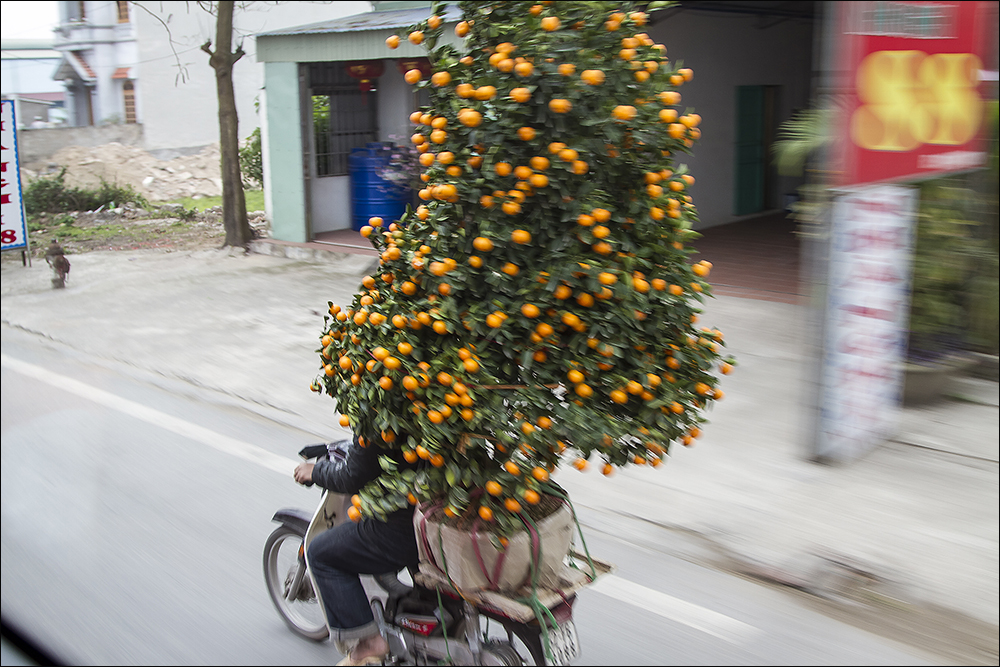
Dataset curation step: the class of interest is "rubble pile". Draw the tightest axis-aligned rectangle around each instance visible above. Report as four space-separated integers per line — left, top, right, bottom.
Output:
22 142 225 202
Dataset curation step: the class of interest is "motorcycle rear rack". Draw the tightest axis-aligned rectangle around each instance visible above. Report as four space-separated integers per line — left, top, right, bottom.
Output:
413 550 615 623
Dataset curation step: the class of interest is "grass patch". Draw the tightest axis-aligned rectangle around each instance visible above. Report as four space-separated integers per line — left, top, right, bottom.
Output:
164 189 264 213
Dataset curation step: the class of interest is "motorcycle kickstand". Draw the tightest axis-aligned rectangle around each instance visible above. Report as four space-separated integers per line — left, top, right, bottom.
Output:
370 598 407 664
462 601 483 665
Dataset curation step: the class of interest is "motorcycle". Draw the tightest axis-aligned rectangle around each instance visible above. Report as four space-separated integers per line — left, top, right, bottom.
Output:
263 442 608 665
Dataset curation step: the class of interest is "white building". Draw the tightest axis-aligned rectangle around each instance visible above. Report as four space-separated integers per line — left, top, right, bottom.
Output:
52 0 138 127
131 0 370 157
48 1 371 156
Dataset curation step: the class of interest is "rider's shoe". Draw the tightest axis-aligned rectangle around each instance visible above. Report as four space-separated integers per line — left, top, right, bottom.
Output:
336 634 390 666
335 655 386 666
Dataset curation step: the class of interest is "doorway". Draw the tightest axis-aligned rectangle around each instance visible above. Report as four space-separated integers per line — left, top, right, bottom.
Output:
734 85 778 216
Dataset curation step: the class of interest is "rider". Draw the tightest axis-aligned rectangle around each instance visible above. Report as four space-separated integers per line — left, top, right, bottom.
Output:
294 432 419 666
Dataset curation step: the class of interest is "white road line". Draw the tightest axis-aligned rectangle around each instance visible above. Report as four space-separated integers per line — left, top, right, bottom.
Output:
589 574 761 643
1 354 299 476
3 354 760 643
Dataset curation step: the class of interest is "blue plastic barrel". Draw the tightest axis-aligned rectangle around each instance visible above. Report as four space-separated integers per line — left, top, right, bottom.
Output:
348 143 410 231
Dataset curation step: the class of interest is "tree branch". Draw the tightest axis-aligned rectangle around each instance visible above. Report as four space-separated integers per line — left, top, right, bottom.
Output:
200 39 214 57
131 1 192 84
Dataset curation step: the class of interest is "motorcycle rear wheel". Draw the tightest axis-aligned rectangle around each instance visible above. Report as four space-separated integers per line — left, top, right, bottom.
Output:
263 525 330 641
479 618 545 666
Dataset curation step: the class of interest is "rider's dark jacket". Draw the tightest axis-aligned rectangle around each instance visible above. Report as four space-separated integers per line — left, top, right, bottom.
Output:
311 433 417 520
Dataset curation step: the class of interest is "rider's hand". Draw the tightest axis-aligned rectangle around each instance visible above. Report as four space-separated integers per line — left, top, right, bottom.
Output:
294 462 315 485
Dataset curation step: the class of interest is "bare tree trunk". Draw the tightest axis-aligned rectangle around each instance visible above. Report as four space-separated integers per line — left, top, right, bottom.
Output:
202 0 251 249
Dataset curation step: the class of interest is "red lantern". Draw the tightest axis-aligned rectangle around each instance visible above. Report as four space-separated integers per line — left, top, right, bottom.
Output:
345 60 386 92
396 57 432 81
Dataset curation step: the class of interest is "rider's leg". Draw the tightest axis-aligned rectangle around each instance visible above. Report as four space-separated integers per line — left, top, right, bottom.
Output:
307 513 418 659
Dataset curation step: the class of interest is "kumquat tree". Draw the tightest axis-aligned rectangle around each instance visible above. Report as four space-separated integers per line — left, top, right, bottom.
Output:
312 0 733 535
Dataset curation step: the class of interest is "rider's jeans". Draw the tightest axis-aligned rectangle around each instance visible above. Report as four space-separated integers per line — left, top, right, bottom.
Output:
308 509 419 642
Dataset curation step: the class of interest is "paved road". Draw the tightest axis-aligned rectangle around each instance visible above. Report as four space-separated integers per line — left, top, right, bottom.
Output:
1 327 941 666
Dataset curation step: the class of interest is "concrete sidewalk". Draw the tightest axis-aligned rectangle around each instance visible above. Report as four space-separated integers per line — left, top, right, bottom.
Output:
2 247 997 663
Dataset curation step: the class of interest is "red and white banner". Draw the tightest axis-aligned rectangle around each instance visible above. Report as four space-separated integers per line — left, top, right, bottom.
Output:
1 100 30 251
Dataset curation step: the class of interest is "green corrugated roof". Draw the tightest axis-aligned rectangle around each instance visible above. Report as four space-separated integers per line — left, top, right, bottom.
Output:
256 5 462 63
256 5 458 37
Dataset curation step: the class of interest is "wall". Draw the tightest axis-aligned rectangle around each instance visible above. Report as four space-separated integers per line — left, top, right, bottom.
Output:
262 61 307 243
16 123 144 170
133 1 370 154
5 98 53 128
647 8 814 228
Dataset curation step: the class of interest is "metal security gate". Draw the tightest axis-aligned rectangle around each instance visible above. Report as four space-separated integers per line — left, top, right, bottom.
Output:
308 62 378 177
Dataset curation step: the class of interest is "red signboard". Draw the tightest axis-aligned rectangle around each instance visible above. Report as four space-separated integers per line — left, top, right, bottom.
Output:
835 1 993 187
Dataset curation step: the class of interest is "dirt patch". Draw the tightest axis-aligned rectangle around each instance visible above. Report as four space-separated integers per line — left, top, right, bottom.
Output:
2 205 268 261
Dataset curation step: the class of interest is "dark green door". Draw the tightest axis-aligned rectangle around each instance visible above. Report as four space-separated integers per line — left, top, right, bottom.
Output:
734 85 764 216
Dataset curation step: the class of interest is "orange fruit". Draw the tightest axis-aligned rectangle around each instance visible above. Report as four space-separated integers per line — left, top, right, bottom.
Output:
348 506 362 522
479 506 494 521
510 87 531 103
386 35 400 49
524 489 541 505
504 461 521 476
408 30 424 44
459 109 482 127
657 90 681 105
431 71 451 87
549 98 572 114
530 156 550 171
581 69 606 85
486 480 503 496
531 466 549 482
511 229 532 244
612 105 637 121
558 148 578 162
558 63 576 76
455 20 470 37
404 69 423 84
573 458 588 471
504 498 522 513
540 16 560 31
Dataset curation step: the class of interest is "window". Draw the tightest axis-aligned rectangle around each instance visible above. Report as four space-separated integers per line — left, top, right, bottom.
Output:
117 1 130 23
123 81 136 124
309 63 379 177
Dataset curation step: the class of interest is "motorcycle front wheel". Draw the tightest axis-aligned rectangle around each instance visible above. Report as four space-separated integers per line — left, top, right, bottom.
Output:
263 525 330 641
